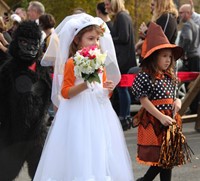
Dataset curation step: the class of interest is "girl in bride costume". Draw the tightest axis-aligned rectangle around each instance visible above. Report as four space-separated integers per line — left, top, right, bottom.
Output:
33 13 134 181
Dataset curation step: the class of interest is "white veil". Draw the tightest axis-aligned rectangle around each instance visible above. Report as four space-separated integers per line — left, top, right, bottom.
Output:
41 13 121 107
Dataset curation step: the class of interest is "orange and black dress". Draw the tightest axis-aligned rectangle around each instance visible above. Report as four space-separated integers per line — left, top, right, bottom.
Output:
132 71 182 166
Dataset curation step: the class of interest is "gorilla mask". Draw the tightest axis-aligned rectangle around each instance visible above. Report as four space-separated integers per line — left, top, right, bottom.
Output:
18 37 40 60
9 21 42 66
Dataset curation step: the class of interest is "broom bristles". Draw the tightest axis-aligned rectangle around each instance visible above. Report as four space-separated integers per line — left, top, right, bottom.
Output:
158 124 194 169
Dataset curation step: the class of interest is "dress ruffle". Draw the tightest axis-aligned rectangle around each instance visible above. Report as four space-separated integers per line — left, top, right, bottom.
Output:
134 107 182 136
134 106 182 166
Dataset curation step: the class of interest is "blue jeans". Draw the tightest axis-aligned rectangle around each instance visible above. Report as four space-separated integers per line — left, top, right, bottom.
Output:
117 87 131 118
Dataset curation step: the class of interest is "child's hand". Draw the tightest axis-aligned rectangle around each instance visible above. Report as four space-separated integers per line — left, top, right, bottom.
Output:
172 98 182 114
103 80 114 93
159 115 176 127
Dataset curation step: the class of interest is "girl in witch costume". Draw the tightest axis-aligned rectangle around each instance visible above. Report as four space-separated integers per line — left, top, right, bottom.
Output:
132 22 191 181
33 13 134 181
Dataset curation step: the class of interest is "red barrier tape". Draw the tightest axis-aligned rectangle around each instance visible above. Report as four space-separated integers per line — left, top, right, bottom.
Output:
118 72 200 87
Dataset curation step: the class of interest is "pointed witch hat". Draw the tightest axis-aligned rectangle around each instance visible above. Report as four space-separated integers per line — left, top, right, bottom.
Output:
141 22 183 61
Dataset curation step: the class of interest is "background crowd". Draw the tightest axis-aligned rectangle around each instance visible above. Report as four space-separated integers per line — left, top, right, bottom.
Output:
0 0 199 180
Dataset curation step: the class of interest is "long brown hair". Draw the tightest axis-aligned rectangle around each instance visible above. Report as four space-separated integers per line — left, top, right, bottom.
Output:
141 49 177 84
152 0 178 22
110 0 128 14
68 25 103 58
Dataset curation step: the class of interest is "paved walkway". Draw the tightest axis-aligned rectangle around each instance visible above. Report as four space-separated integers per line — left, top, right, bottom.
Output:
16 122 200 181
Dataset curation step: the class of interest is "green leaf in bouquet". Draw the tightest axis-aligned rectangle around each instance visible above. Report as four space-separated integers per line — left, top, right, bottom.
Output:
82 73 90 81
83 71 101 83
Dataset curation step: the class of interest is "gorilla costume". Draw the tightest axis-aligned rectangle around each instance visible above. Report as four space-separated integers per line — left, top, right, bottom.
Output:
0 21 51 180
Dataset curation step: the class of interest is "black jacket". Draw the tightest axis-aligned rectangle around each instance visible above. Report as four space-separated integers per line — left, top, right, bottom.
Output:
156 13 178 44
111 11 137 74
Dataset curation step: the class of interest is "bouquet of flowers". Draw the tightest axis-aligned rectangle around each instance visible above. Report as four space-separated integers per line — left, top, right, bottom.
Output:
73 45 107 83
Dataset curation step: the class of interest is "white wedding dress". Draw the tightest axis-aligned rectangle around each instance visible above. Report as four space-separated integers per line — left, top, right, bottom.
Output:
33 76 134 181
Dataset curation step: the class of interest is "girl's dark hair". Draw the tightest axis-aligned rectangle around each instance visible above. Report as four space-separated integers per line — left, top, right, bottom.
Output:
39 13 56 30
68 25 103 58
141 49 177 84
97 2 108 15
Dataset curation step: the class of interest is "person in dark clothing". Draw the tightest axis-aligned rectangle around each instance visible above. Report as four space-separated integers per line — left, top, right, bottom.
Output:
0 21 51 180
136 0 178 62
155 13 178 44
105 0 137 131
178 4 200 114
39 13 56 53
39 13 56 126
151 0 178 44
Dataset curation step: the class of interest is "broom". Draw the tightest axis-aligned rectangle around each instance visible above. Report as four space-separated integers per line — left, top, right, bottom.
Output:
158 64 194 169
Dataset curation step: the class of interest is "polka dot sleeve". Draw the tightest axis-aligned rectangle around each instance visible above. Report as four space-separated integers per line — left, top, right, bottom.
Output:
132 72 153 100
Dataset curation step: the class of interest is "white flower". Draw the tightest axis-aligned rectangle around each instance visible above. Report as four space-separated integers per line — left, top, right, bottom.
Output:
73 46 107 83
74 65 82 78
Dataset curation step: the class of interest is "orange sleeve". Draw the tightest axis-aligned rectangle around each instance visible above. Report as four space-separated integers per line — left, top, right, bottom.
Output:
103 68 107 83
61 59 76 99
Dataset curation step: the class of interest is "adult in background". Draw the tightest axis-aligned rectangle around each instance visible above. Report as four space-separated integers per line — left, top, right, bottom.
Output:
178 4 200 114
27 1 46 43
7 14 22 38
96 2 113 31
189 0 200 27
151 0 178 44
139 0 178 46
39 13 56 126
27 1 45 22
104 0 137 131
135 0 178 72
15 7 27 21
39 13 56 53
